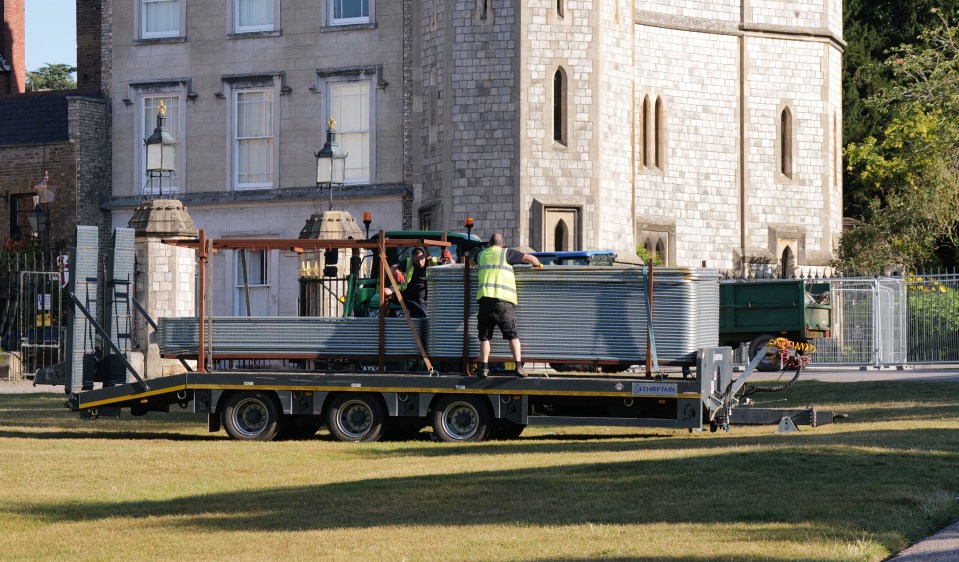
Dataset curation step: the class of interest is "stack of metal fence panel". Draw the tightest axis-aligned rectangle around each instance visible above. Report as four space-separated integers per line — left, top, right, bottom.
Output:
426 265 719 364
67 226 99 393
157 317 425 358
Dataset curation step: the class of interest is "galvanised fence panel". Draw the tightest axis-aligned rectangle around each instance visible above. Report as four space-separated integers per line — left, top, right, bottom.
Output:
906 272 959 364
809 279 879 366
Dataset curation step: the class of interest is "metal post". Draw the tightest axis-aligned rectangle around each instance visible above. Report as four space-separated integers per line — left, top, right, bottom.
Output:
377 230 386 373
198 229 207 373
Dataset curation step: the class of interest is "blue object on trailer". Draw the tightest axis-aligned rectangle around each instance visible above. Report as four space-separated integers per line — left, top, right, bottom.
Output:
530 250 616 266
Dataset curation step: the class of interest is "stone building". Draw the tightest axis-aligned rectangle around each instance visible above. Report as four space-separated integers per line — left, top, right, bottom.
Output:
104 0 842 320
419 0 843 274
0 91 110 252
105 0 413 316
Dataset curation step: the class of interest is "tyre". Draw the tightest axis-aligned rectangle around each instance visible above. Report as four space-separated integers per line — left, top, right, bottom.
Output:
748 334 782 372
326 393 386 442
280 415 324 440
489 419 526 440
222 391 283 441
432 395 492 442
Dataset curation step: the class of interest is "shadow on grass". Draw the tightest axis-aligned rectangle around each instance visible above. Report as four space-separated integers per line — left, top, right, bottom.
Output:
5 440 954 554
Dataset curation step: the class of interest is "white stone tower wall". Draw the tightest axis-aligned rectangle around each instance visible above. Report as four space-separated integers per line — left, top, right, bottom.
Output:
633 24 741 268
743 35 835 264
595 0 636 253
640 0 740 22
446 0 520 239
520 0 596 248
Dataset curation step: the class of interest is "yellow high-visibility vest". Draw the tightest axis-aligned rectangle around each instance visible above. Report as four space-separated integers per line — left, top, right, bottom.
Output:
476 246 517 304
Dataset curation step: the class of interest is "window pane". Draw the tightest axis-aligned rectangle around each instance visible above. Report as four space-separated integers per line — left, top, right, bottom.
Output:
339 132 369 180
144 0 178 35
330 82 370 181
237 91 272 138
238 0 274 28
333 0 369 21
237 139 272 184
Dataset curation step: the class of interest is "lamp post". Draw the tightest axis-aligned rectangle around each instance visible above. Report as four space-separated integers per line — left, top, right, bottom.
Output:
363 211 372 239
314 117 348 211
144 100 178 198
28 171 57 250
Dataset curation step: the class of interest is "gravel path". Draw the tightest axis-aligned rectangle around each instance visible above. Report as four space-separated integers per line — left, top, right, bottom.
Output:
0 380 65 394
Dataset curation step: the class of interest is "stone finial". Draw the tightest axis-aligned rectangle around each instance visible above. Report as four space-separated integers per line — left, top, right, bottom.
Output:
299 209 364 240
127 199 199 238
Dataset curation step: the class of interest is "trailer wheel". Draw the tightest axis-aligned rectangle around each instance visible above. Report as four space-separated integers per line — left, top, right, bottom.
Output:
748 334 782 372
326 393 386 442
222 391 282 441
432 396 492 442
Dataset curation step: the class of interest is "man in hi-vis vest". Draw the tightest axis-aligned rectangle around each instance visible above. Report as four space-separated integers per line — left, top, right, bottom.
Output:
475 233 542 378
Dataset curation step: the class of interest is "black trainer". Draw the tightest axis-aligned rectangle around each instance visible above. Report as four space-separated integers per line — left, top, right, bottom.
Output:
478 369 489 378
515 366 528 377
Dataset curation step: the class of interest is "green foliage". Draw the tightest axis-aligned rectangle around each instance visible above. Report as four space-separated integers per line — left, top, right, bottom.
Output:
635 245 662 266
842 1 959 218
840 12 959 272
906 278 959 360
25 63 77 91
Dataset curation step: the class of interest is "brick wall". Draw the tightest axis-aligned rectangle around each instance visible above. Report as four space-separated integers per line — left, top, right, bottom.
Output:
76 0 103 90
1 0 25 94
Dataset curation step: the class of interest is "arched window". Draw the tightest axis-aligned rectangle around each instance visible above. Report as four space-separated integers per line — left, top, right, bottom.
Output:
554 219 569 251
655 239 666 265
654 96 664 170
644 239 654 261
641 95 651 167
780 246 795 279
780 107 793 178
553 68 567 145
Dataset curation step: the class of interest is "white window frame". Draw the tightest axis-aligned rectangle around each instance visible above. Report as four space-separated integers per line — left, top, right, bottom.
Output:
329 0 371 26
136 89 186 197
328 79 373 185
233 249 272 316
232 87 276 190
234 0 277 33
140 0 182 39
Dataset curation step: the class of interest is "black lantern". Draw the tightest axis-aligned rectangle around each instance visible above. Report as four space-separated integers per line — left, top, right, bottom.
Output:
314 116 348 211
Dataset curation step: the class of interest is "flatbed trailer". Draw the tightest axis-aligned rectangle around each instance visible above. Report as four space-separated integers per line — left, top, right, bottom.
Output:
35 226 835 441
69 353 732 441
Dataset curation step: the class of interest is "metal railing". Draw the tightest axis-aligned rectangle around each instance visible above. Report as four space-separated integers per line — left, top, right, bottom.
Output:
724 270 959 368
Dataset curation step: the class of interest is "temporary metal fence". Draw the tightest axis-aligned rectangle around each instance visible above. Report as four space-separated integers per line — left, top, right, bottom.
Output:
904 272 959 364
726 271 958 368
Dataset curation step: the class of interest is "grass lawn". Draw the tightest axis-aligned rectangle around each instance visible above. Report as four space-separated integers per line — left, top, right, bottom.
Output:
1 379 957 561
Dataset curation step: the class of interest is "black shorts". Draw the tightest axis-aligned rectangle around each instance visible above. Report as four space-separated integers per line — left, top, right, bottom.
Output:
477 298 518 341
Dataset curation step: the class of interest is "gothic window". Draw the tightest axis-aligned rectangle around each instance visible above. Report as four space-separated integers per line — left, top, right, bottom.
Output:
554 219 569 251
654 96 665 170
553 68 567 145
780 106 793 178
543 207 579 251
641 95 651 167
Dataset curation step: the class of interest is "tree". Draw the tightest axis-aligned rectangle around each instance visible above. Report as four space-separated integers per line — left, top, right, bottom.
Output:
842 1 959 219
840 12 959 272
25 63 77 91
